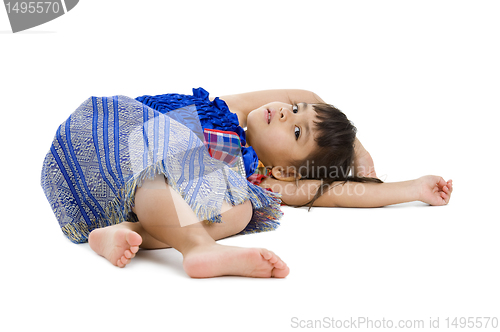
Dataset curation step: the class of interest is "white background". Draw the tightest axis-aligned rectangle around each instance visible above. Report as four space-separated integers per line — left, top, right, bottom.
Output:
1 1 499 331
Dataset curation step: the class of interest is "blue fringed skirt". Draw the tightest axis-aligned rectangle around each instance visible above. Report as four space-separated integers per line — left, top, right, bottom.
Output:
41 95 282 243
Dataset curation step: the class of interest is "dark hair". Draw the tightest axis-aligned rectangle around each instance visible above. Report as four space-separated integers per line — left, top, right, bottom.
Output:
288 103 383 209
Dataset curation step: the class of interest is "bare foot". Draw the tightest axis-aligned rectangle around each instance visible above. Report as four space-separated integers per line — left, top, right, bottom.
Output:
88 226 142 268
182 244 290 278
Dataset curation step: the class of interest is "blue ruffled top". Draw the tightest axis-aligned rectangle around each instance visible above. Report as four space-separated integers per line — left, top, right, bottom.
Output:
136 88 259 176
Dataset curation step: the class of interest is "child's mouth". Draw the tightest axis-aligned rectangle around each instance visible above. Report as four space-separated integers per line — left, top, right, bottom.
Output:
267 109 271 124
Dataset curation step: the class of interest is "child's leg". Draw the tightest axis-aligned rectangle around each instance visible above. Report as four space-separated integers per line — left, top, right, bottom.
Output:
90 175 289 278
89 198 254 267
134 199 253 249
132 177 289 278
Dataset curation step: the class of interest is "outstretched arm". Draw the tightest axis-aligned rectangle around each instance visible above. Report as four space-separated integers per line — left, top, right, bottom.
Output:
218 89 376 177
260 175 453 208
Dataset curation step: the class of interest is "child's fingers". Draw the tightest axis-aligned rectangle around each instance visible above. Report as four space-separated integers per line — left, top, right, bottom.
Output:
436 177 447 188
440 191 449 204
443 185 450 194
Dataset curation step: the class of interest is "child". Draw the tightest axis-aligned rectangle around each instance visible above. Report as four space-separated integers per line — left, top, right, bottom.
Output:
41 88 453 278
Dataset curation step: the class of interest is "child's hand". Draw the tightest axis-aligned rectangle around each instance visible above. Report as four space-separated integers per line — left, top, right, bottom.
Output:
353 138 377 178
353 149 377 178
417 175 453 206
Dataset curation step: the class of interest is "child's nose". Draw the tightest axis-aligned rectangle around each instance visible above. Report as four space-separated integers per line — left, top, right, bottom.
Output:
279 107 291 121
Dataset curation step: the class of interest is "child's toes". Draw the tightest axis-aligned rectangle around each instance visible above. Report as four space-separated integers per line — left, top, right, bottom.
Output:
272 263 290 278
120 256 130 266
274 260 284 269
268 254 279 264
261 249 272 260
124 250 133 259
126 231 143 247
261 249 287 270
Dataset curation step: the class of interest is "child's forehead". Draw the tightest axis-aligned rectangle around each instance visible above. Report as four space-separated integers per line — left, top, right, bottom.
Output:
301 102 320 118
302 103 321 137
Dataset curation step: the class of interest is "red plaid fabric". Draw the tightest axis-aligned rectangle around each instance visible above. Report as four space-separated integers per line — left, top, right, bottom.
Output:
203 129 276 195
203 128 246 177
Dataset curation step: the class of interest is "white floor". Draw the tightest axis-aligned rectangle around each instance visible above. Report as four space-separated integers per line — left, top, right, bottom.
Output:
2 1 499 331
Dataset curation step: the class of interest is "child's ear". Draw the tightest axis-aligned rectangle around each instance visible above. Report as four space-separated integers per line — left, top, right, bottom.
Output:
271 166 302 182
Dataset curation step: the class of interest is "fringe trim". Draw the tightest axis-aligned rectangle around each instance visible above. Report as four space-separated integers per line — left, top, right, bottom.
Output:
61 159 284 243
62 220 95 244
116 160 283 237
239 183 283 234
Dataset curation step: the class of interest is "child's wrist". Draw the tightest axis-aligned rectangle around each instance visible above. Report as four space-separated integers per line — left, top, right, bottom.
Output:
411 179 423 202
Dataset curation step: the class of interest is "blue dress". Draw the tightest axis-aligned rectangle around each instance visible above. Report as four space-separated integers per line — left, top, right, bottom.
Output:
136 88 259 176
41 88 282 244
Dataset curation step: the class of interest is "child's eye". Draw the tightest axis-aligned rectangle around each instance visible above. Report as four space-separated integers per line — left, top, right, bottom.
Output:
292 104 298 113
294 126 301 140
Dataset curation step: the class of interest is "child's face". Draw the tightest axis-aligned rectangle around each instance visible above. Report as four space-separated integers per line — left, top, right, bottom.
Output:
246 102 318 168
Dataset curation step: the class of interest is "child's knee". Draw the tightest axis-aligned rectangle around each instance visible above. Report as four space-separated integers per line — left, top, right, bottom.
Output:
239 200 253 224
221 200 253 232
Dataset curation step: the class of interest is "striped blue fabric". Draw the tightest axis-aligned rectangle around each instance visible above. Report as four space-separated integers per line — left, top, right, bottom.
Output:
41 95 282 243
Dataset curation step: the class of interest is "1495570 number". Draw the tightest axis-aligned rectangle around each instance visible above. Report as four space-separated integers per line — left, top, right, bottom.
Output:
5 2 60 14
